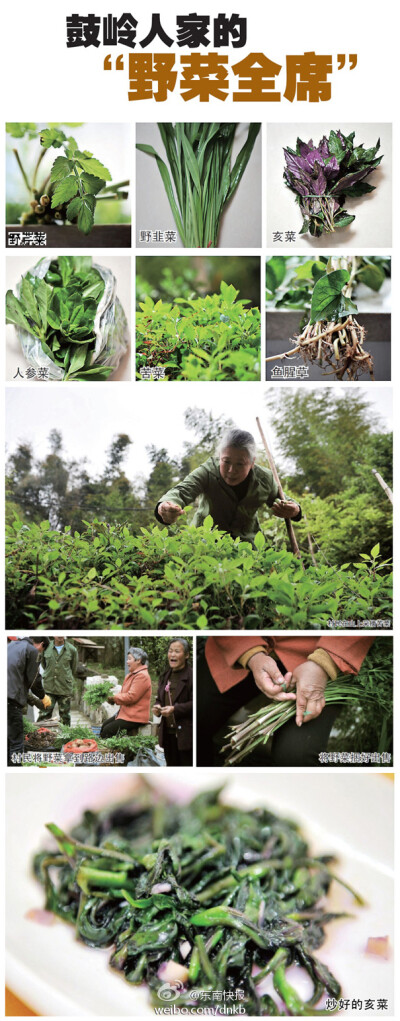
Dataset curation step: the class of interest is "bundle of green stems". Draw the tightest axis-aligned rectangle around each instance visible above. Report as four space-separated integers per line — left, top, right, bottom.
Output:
223 683 372 766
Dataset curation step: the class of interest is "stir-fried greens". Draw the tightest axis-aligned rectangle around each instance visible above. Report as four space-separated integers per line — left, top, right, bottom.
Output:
33 785 363 1014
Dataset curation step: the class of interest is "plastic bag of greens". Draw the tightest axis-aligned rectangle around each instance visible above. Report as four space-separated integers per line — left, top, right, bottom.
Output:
6 255 129 380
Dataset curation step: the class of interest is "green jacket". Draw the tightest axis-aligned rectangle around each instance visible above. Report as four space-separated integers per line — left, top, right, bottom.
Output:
157 457 280 541
41 640 78 695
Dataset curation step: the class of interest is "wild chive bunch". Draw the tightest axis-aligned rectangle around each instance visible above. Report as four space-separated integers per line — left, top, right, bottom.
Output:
33 784 363 1015
283 130 383 237
137 123 260 248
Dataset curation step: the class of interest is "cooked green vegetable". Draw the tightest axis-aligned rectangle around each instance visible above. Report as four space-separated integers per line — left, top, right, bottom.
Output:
137 123 260 248
33 784 362 1014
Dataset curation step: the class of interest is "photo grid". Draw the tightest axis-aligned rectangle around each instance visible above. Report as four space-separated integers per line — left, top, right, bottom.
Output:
3 21 395 1017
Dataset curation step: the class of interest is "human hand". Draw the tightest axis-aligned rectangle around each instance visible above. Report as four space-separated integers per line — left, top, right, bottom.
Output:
293 661 328 727
158 501 184 524
271 499 300 520
247 652 296 702
160 705 175 717
41 695 52 708
153 703 162 717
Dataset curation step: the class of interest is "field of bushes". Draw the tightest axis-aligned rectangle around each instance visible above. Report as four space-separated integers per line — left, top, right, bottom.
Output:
6 516 392 630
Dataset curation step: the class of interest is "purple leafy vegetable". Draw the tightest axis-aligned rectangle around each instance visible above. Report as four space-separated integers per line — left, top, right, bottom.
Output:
283 130 383 237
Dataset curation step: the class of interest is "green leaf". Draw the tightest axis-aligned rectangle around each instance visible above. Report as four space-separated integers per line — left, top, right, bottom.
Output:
6 290 33 332
50 156 74 183
266 257 286 294
136 143 184 240
357 264 385 292
77 194 96 234
51 176 79 208
310 269 350 325
65 196 82 222
20 277 41 326
40 127 67 149
75 154 111 181
6 122 37 138
67 345 90 376
80 172 106 195
35 279 53 333
370 543 380 558
333 214 355 230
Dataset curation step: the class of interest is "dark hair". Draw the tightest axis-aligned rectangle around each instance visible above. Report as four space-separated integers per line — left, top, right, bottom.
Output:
168 638 190 659
29 636 50 649
128 646 149 665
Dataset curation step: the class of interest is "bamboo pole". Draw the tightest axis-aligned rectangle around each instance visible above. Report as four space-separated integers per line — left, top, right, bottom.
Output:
256 416 303 562
372 469 393 504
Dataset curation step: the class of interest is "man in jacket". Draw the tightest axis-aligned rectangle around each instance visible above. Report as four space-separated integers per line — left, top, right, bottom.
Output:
37 636 78 727
155 428 300 543
7 636 51 764
197 635 374 766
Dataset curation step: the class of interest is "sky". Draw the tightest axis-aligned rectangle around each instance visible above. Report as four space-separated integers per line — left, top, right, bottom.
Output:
6 383 392 482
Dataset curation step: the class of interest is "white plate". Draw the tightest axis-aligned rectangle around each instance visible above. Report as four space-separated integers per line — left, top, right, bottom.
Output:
6 772 394 1016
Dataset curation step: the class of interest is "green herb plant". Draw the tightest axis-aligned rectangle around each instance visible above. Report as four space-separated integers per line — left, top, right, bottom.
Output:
33 784 364 1014
101 734 158 759
137 123 260 248
54 725 95 748
83 681 115 708
6 517 392 631
6 122 129 235
136 282 260 381
266 255 391 380
6 256 118 381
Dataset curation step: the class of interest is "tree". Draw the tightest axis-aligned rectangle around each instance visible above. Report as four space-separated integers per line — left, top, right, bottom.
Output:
264 390 385 498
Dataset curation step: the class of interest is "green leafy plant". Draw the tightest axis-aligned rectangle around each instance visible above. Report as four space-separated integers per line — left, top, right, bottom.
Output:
6 517 392 631
33 783 364 1013
136 282 260 381
83 680 115 708
101 734 157 755
6 122 129 234
283 130 383 236
5 255 123 380
266 255 391 380
54 725 95 748
137 123 260 247
23 717 37 735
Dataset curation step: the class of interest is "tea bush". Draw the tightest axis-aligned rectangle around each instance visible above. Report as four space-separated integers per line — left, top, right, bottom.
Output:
6 516 392 630
136 282 260 381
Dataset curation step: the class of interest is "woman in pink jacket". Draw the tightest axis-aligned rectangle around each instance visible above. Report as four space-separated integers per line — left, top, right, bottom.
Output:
197 635 374 766
100 647 152 739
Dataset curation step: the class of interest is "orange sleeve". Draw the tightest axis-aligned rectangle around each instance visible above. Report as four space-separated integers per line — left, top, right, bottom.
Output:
313 637 374 675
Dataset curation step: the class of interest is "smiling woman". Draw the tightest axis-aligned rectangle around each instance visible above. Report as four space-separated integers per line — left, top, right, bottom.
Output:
153 639 193 766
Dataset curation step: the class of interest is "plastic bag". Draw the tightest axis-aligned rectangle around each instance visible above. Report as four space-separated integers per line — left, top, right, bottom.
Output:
130 747 164 767
15 258 129 380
